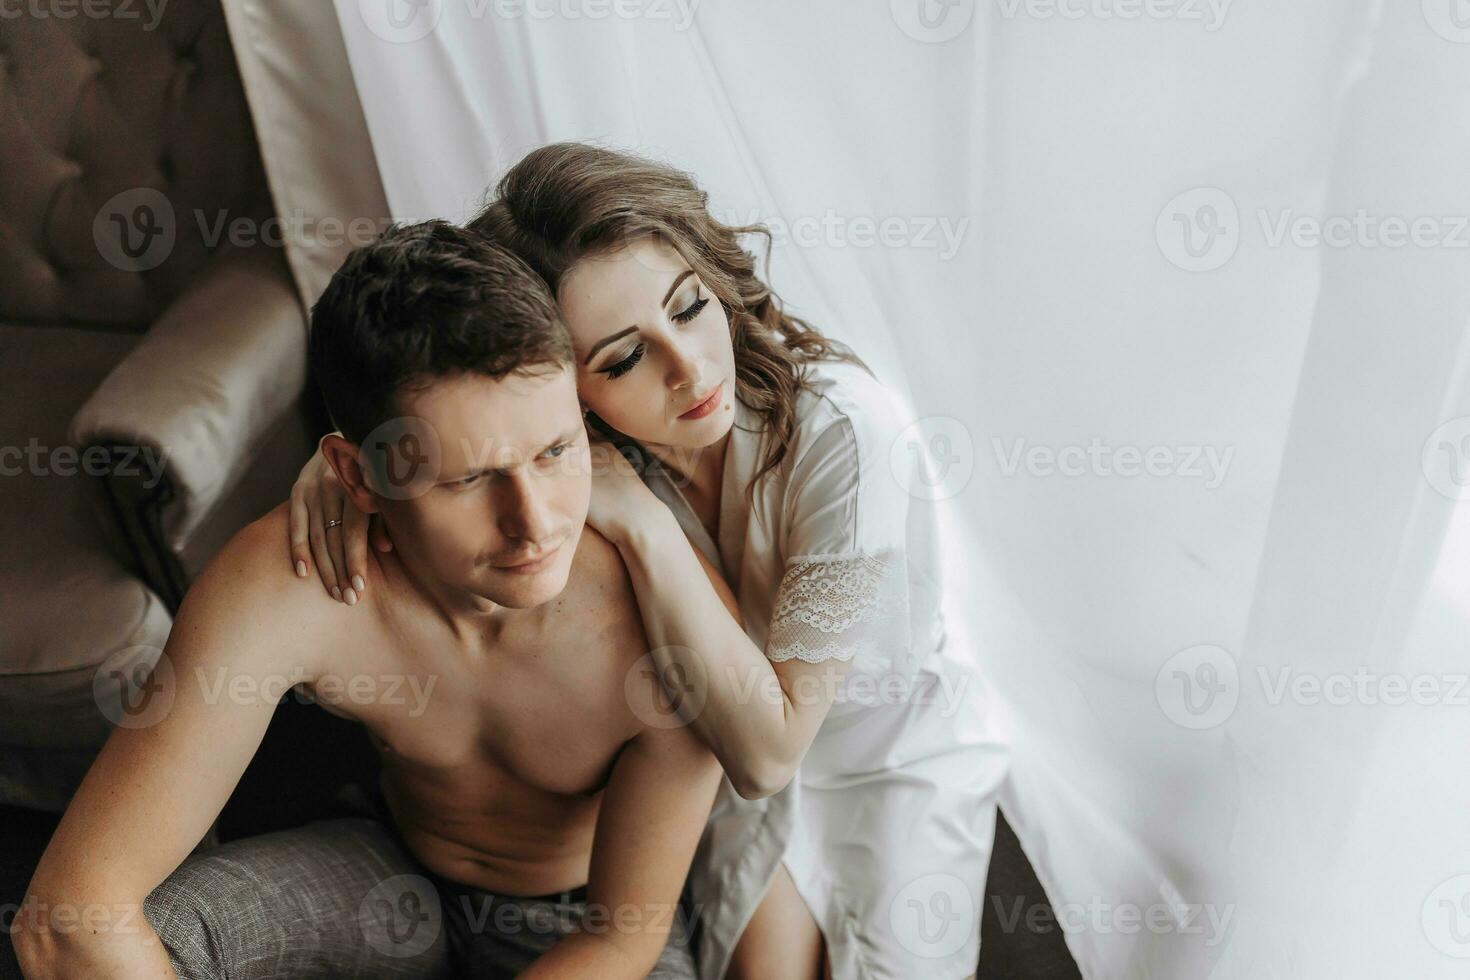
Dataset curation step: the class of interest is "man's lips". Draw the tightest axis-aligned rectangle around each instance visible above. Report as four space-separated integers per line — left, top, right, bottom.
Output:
495 539 562 571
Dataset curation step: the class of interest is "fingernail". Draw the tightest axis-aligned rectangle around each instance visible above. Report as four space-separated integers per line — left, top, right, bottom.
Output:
352 575 365 593
331 586 342 601
345 588 357 606
296 560 307 578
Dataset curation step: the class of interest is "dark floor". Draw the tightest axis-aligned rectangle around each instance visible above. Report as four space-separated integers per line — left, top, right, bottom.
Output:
0 700 1079 978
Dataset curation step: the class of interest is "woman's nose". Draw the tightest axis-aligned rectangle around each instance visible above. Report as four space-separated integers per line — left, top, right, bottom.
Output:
664 340 703 390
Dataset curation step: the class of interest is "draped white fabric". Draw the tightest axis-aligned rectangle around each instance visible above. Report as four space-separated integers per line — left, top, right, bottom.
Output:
229 1 1470 975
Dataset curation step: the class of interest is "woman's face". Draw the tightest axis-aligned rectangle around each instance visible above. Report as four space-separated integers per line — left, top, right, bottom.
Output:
557 236 737 450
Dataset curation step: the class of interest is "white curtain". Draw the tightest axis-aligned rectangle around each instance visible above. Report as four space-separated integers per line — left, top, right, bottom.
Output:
229 1 1470 975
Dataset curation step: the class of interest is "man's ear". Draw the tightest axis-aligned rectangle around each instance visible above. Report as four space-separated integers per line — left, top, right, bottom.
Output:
319 433 382 516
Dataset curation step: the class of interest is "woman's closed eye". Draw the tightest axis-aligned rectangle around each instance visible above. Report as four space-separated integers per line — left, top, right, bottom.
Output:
603 343 645 379
672 293 709 324
599 290 708 380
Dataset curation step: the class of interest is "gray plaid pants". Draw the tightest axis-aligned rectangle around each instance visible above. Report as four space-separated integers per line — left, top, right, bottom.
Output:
141 814 698 979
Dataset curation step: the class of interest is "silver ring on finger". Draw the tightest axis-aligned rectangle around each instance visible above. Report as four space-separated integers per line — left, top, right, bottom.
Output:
325 519 343 530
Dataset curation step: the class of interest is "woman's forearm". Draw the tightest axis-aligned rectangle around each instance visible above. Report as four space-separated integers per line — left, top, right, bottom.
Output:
612 509 800 795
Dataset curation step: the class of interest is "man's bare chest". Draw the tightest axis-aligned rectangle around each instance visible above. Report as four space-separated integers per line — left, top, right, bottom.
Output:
309 613 640 798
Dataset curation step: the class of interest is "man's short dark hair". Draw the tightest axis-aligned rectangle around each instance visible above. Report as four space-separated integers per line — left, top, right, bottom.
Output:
308 219 572 446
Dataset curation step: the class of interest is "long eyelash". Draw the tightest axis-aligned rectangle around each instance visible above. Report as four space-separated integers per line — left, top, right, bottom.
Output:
673 296 709 324
605 344 645 379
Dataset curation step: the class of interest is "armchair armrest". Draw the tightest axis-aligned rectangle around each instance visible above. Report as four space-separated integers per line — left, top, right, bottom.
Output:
68 244 311 609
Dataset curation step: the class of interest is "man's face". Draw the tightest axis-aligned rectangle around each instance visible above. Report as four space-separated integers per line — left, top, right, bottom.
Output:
367 366 590 609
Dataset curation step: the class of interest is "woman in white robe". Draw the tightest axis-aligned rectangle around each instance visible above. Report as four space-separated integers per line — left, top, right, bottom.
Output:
625 355 1007 980
287 143 1007 979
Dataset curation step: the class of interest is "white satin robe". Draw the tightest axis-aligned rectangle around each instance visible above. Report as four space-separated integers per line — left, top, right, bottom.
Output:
640 358 1008 980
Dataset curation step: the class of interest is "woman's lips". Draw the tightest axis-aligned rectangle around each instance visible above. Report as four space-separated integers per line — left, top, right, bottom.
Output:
679 382 723 420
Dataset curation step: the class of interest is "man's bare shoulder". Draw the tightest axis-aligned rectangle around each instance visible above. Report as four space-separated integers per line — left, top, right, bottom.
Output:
552 525 650 658
561 525 638 614
172 502 351 671
194 503 320 601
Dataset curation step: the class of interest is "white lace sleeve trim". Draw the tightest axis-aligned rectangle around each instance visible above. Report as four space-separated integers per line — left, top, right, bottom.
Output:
766 552 908 665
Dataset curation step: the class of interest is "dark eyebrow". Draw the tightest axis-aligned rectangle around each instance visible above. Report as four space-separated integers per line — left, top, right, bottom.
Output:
585 326 637 366
443 427 584 481
582 270 697 366
661 269 694 307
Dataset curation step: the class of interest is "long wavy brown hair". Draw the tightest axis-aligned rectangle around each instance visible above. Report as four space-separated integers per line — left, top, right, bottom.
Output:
467 142 872 505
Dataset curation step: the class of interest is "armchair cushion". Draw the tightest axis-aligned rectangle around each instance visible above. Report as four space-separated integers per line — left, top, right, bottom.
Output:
0 322 174 809
67 243 312 606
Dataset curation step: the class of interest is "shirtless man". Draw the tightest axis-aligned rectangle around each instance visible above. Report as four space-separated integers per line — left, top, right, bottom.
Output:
14 221 730 979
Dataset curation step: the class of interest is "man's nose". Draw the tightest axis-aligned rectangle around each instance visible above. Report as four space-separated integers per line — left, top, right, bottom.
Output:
495 470 555 543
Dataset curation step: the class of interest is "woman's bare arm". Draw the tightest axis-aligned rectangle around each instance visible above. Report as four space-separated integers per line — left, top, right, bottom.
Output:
610 509 850 800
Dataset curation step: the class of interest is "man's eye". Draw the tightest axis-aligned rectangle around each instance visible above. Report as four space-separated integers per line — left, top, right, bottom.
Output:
456 473 483 487
542 444 567 460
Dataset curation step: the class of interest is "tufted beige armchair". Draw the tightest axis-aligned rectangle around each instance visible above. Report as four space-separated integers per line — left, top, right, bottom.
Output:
0 0 319 810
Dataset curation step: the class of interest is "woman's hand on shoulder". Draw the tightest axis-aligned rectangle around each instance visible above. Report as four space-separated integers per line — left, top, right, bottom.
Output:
287 439 388 604
583 435 666 548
